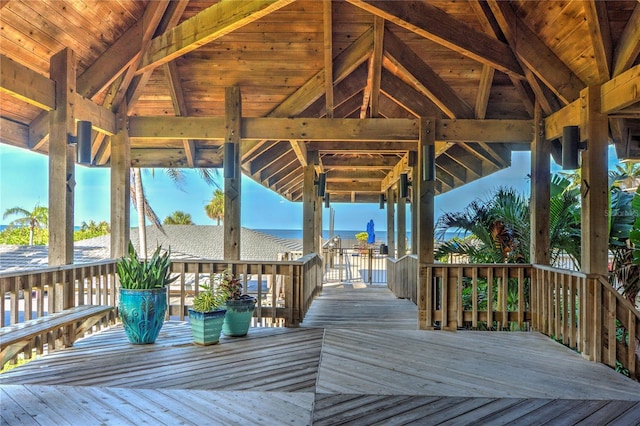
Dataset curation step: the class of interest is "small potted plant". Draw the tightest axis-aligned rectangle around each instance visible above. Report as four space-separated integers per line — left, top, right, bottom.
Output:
188 281 229 345
116 241 177 344
219 270 257 337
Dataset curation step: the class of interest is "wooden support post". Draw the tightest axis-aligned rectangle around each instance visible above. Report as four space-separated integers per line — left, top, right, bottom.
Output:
224 86 241 260
386 186 395 257
303 151 319 255
110 101 130 259
417 117 436 330
397 188 406 257
580 85 609 276
48 48 76 276
531 102 550 266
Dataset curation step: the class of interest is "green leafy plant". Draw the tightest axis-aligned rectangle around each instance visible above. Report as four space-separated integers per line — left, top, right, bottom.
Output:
116 241 178 289
192 281 229 312
217 269 254 301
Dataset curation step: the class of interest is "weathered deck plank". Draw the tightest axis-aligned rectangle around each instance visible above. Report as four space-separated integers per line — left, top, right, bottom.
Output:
1 283 639 425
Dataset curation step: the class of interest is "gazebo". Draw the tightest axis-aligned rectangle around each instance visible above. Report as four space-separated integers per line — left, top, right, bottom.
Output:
1 1 639 421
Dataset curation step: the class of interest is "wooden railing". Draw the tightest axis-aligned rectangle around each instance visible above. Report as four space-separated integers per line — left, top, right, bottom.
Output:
423 264 532 331
386 255 417 303
1 254 323 364
531 265 639 380
168 254 323 327
0 260 118 363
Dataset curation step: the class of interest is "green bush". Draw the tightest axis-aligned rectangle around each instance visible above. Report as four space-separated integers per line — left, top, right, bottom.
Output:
0 226 48 245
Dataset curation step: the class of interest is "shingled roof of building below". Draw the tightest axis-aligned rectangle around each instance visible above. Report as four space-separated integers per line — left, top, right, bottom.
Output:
0 226 303 273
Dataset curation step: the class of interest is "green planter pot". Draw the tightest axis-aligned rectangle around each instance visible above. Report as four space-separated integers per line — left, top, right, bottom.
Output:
189 308 226 345
118 287 167 344
222 297 257 337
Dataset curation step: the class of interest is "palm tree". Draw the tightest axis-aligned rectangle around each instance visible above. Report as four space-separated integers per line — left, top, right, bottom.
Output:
435 176 581 267
205 189 224 225
132 168 217 257
163 211 194 225
609 162 640 191
3 204 49 245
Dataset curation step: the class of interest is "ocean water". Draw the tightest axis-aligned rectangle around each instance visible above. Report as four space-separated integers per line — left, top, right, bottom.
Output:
255 229 460 243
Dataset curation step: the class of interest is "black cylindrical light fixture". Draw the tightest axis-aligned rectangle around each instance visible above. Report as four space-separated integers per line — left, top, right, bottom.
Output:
400 173 409 198
379 193 385 209
224 142 235 178
324 192 330 208
562 125 580 170
77 120 92 165
423 144 435 181
317 172 326 197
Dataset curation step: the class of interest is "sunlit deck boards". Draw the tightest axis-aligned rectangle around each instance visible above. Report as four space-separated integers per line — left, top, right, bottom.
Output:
1 284 640 425
300 283 418 329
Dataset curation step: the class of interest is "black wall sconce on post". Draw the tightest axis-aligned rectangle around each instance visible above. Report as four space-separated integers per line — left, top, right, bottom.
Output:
324 192 330 208
379 193 385 209
315 172 326 197
68 120 93 165
561 125 586 170
423 144 435 181
223 142 236 178
399 173 411 198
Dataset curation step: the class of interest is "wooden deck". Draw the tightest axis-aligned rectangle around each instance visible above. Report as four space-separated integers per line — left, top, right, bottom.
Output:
1 284 640 425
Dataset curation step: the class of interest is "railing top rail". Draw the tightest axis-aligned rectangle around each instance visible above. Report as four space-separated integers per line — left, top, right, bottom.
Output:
596 275 640 321
427 263 533 268
0 259 117 279
532 263 590 278
168 254 323 267
387 254 418 264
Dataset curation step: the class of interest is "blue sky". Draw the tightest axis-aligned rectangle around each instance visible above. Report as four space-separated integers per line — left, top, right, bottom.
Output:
0 143 620 231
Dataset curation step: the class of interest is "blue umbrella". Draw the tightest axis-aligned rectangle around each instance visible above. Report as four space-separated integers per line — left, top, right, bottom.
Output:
366 219 375 244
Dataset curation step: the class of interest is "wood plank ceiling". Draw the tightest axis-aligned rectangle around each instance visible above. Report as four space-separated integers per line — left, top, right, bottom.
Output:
1 1 639 203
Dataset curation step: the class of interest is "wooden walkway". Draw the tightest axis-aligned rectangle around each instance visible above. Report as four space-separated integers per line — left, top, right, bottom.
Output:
1 284 640 425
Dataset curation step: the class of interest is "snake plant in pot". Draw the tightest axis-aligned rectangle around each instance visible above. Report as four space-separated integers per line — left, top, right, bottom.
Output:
116 241 177 344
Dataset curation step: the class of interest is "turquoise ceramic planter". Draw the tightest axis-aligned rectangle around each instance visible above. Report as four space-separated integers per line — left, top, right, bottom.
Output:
188 309 226 345
222 298 257 337
118 287 167 344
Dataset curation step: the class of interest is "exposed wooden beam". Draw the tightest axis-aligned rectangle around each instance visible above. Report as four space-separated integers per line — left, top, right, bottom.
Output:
600 64 640 114
322 156 402 168
164 61 196 167
468 0 535 116
0 117 28 147
241 27 374 157
475 65 495 119
290 140 308 167
129 116 532 143
346 0 523 78
379 67 440 117
584 0 612 83
28 113 49 150
249 142 292 175
0 54 55 110
487 0 583 105
545 64 640 139
138 0 295 74
323 0 334 118
383 28 473 119
380 153 411 191
361 18 384 118
443 144 483 178
310 141 413 152
72 94 116 136
327 181 381 192
612 3 640 77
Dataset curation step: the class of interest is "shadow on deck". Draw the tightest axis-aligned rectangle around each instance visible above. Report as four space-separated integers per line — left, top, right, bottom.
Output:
1 283 639 425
